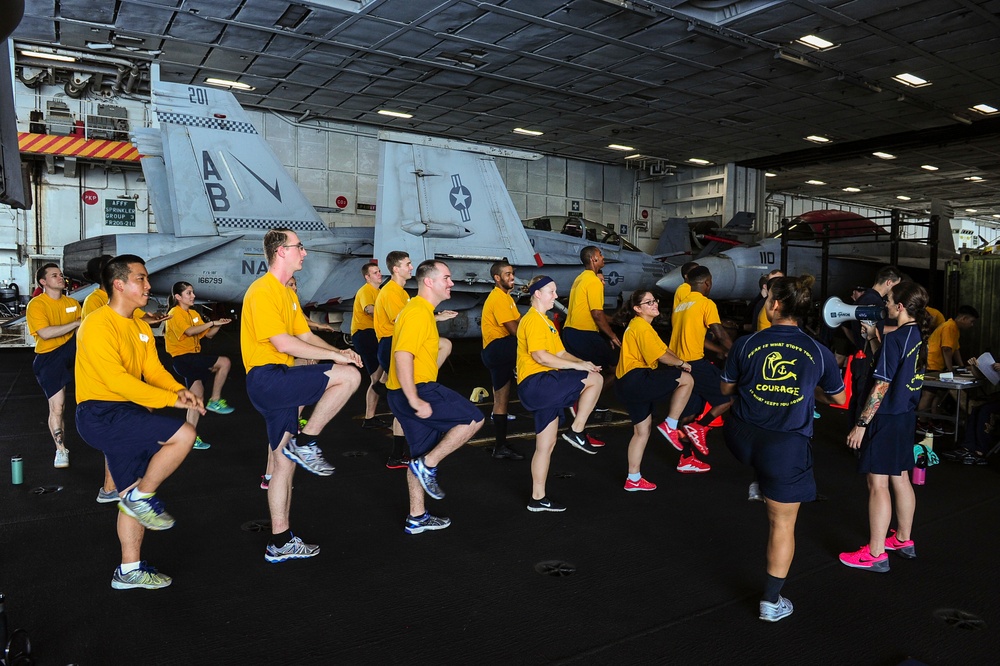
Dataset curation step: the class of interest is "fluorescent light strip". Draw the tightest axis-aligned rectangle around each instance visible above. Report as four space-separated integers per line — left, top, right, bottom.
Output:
896 195 911 201
378 109 413 119
20 50 76 62
971 104 998 115
764 172 776 177
205 77 254 91
796 34 835 50
512 127 543 136
843 187 861 192
608 144 635 151
806 180 826 185
687 158 711 165
873 151 896 160
920 165 939 171
805 135 830 143
966 208 978 213
965 176 984 181
892 73 931 87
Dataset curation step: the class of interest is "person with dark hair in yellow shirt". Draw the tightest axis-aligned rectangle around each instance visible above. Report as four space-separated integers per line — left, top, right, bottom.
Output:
165 281 234 451
481 259 524 461
75 254 204 590
517 275 604 512
376 251 415 469
26 262 81 469
614 290 694 489
387 260 484 534
671 261 700 310
349 262 390 430
242 228 363 563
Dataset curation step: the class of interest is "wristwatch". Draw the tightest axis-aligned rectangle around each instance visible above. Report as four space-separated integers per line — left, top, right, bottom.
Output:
855 419 869 428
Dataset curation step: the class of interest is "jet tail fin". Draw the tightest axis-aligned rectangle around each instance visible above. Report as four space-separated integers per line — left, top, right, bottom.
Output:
374 135 539 267
653 218 692 258
144 81 327 237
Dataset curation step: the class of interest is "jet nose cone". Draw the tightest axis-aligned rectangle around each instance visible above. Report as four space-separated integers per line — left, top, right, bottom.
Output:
656 267 684 293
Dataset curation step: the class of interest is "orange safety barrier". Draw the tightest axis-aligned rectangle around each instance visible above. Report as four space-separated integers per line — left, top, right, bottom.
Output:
17 132 140 162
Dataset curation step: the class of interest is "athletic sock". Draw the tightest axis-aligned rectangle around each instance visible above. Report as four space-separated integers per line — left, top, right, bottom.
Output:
270 530 292 547
666 417 679 430
126 487 154 502
492 414 508 447
697 414 715 427
119 561 141 574
763 573 785 603
627 472 641 482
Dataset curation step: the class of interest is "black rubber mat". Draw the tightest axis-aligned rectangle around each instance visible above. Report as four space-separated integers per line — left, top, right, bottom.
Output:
1 332 998 664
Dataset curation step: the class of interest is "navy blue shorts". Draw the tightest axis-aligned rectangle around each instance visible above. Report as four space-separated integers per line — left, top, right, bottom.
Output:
562 328 616 368
481 336 516 390
33 337 76 399
352 328 379 376
387 383 484 458
76 400 185 492
518 370 587 434
724 416 816 503
172 353 219 389
859 412 916 476
615 365 683 425
377 336 393 373
246 364 333 450
683 358 731 418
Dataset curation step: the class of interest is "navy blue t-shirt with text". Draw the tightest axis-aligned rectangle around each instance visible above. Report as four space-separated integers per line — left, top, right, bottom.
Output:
872 323 924 414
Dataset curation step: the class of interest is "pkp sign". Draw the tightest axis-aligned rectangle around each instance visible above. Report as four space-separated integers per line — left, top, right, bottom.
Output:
82 190 98 205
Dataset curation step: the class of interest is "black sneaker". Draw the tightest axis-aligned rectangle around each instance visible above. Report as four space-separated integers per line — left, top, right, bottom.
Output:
362 417 391 429
386 455 410 470
527 496 566 512
492 443 524 460
941 448 969 462
561 429 599 454
960 452 988 466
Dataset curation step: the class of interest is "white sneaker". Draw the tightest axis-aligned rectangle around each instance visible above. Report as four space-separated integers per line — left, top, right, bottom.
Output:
54 448 70 468
748 481 764 502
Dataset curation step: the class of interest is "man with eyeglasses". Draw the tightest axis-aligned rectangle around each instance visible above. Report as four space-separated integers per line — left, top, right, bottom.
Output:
241 228 363 563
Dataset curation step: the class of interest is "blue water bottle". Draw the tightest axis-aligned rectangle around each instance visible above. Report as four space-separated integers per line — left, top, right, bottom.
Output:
11 456 23 485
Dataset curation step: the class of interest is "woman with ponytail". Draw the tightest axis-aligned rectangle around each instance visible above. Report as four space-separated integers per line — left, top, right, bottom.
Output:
164 281 234 449
613 291 695 487
840 281 929 573
721 275 846 622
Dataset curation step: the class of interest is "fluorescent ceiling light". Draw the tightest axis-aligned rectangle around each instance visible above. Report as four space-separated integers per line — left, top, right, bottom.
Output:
965 176 984 181
843 187 861 192
993 215 1000 219
624 154 643 160
512 127 543 136
966 209 978 213
86 42 115 50
971 103 998 115
805 180 826 185
892 73 931 87
920 165 939 171
608 144 635 151
774 50 822 71
805 135 830 143
687 158 711 165
872 151 896 160
205 77 255 91
896 195 911 201
20 49 76 62
378 109 413 119
796 34 836 50
764 172 776 177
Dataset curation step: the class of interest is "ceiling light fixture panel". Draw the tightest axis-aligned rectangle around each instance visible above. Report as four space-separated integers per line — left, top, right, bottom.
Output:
892 73 931 87
796 34 836 50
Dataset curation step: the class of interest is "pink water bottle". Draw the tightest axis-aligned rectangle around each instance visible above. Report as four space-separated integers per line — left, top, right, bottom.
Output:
911 465 926 485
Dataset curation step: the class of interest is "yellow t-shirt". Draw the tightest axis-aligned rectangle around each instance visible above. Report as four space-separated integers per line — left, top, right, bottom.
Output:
240 272 310 372
387 296 439 390
482 286 520 349
75 306 184 408
374 280 409 341
927 318 960 371
165 306 206 356
517 308 565 383
26 293 80 354
616 316 668 378
926 306 945 331
757 305 771 331
564 270 603 332
672 282 692 309
82 287 145 321
669 291 721 362
351 282 379 335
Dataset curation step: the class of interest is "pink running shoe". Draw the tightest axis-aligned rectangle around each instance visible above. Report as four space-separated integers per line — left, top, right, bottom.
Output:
884 530 916 559
839 544 889 572
656 421 685 452
683 423 710 456
676 455 710 474
624 477 657 492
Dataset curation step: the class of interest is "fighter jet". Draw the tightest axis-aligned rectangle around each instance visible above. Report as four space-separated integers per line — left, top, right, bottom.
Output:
656 209 956 301
63 81 667 337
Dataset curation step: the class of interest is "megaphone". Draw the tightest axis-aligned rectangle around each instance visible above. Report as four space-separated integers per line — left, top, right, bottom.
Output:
822 296 885 328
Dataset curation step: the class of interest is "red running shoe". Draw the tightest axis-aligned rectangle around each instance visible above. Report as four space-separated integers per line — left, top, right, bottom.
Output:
624 477 657 492
586 432 605 448
656 421 685 452
676 455 710 474
683 423 710 456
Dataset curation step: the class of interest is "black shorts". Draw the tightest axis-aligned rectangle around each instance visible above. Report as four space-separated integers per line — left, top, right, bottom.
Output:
76 400 185 492
615 365 683 425
172 353 219 389
352 328 379 377
246 364 334 450
377 336 392 373
481 336 516 390
387 383 484 458
724 416 816 503
518 370 587 433
33 337 76 399
858 412 916 476
683 358 731 417
562 328 616 368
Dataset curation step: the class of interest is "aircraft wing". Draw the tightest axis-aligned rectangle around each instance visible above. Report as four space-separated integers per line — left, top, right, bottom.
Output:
143 235 246 274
